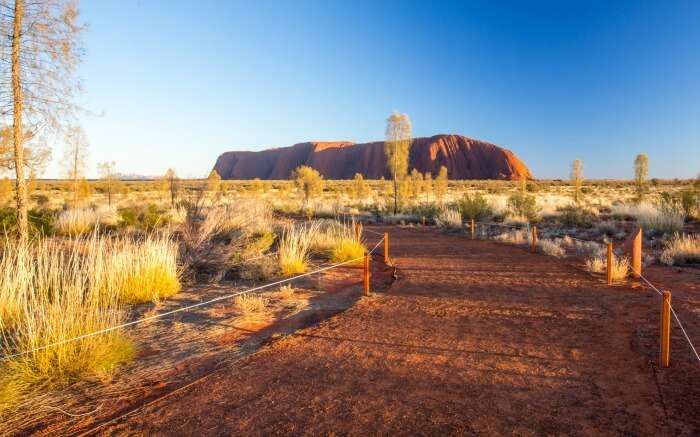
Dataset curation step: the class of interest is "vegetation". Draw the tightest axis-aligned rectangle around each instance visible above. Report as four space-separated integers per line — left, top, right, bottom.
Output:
660 234 700 266
384 112 412 213
291 165 324 207
571 159 584 203
634 153 649 201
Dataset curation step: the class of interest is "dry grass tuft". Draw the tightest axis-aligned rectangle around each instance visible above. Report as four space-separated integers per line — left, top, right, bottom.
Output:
538 239 566 257
608 255 629 283
55 208 98 236
660 234 700 266
233 294 270 323
279 222 319 275
585 257 605 273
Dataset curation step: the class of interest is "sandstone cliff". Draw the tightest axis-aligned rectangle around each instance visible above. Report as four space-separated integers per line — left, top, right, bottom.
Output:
213 134 532 180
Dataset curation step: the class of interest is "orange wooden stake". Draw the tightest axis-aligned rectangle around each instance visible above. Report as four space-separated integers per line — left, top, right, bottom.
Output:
363 251 371 296
470 219 475 240
531 226 538 253
607 242 613 285
632 228 642 278
384 232 390 264
660 291 671 368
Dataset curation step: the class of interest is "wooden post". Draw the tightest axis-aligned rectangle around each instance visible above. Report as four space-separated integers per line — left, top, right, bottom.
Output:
660 291 671 368
384 232 390 264
470 219 475 240
363 251 370 296
531 226 538 253
632 228 642 279
354 222 361 242
607 242 613 286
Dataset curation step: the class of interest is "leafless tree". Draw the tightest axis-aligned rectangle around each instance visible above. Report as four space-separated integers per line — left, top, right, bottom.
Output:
98 160 117 206
0 0 84 243
62 125 88 205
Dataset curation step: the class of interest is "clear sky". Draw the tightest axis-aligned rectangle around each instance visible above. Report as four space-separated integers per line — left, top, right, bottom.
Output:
46 0 700 179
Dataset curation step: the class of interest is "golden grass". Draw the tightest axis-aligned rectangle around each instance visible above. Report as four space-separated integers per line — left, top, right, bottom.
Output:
0 237 135 409
279 222 319 276
329 238 365 263
55 208 98 236
660 233 700 265
584 257 605 273
233 294 270 323
312 219 366 263
609 255 629 283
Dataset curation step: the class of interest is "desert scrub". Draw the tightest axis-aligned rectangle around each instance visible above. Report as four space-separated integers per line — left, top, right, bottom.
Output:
494 229 530 245
435 208 462 229
55 208 98 236
660 234 700 266
507 192 540 221
0 238 134 409
233 294 270 323
585 256 605 273
279 222 319 275
611 202 684 234
313 220 365 263
538 239 566 257
459 193 492 221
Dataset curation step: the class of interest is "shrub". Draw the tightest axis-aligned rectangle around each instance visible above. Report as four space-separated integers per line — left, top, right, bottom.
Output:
233 294 270 323
594 220 618 237
611 202 685 234
660 234 700 265
495 229 530 245
507 192 540 221
329 238 365 263
459 193 492 221
557 206 593 228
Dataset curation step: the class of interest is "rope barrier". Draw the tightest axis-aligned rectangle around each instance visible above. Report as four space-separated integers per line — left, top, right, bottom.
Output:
0 236 386 363
479 219 700 367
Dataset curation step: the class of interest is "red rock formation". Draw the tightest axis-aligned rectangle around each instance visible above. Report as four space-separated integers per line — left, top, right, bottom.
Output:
213 134 533 180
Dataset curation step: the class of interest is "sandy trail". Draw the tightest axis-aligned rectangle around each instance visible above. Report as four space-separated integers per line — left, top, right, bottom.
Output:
97 226 698 436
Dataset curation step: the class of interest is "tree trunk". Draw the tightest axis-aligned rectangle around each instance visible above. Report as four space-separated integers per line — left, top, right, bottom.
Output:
393 177 398 214
12 0 28 245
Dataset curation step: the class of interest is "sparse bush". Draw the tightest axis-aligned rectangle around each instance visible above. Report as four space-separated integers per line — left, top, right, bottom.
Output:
557 206 593 228
495 229 530 245
538 239 565 257
659 234 700 266
594 220 618 237
507 192 540 221
458 193 492 221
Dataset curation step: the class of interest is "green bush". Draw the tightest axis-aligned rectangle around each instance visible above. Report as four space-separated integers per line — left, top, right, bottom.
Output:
507 193 540 221
458 193 492 221
118 207 139 227
557 206 594 228
0 208 54 237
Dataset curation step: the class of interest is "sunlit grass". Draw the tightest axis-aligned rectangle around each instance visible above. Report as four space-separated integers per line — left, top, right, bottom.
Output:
279 222 319 276
660 233 700 266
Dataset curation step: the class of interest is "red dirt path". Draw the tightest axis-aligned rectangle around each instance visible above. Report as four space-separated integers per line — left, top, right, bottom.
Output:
100 226 699 436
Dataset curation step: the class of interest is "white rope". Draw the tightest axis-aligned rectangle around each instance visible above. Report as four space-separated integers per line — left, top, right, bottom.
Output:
0 237 385 363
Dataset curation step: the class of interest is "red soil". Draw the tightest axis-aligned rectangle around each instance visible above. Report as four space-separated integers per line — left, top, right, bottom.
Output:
93 226 700 436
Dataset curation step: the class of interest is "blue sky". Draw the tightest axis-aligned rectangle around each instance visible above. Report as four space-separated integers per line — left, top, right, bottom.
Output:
47 0 700 179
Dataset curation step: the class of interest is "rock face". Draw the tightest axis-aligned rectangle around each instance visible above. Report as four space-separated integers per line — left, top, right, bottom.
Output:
213 134 533 180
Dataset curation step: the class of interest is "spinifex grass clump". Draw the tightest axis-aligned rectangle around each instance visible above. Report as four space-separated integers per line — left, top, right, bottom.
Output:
108 233 180 304
55 208 98 236
608 255 630 283
660 234 700 266
279 222 319 275
0 237 135 409
313 219 366 263
233 293 270 323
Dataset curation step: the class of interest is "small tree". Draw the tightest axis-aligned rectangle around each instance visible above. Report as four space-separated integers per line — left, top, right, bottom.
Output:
291 166 324 206
384 112 412 213
207 169 222 192
77 178 91 202
409 168 423 199
98 161 118 206
164 168 178 208
570 159 584 203
63 126 89 206
424 172 433 201
352 173 366 199
435 166 448 204
634 153 649 200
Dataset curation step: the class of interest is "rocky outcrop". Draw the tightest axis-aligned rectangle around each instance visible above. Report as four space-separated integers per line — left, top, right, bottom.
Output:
213 134 532 180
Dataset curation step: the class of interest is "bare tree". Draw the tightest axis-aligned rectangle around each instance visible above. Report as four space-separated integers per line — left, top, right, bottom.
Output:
164 168 178 208
385 112 412 213
634 153 649 200
62 125 88 206
0 0 84 243
98 160 117 206
570 159 584 203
